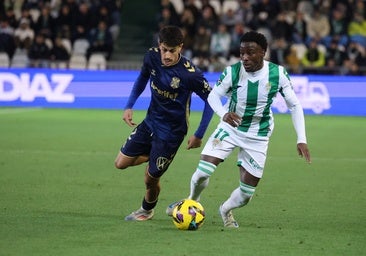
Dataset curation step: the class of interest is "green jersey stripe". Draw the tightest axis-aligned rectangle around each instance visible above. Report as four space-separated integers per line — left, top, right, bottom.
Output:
258 62 279 136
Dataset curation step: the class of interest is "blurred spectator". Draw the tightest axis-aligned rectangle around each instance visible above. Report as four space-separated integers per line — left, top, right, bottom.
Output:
183 0 201 21
21 0 42 10
306 8 330 45
196 5 219 35
34 5 56 40
348 11 366 47
251 0 281 30
28 32 51 67
269 37 290 66
192 55 209 72
325 38 347 67
18 7 36 30
235 0 254 28
158 0 180 26
86 20 113 60
72 2 93 42
55 4 73 39
180 7 196 41
4 7 18 28
0 18 16 58
181 27 194 59
324 4 349 47
62 0 78 21
192 25 211 59
50 36 70 62
301 39 326 74
353 0 366 18
157 7 181 29
271 11 292 42
343 60 364 75
292 10 307 44
220 8 240 32
14 18 35 51
210 23 231 59
285 45 302 74
346 41 366 66
229 22 247 58
208 54 226 73
199 0 219 21
94 4 120 44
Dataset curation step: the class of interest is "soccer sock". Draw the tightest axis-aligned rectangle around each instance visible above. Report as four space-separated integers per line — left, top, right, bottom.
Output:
221 182 256 213
142 197 157 211
188 160 216 201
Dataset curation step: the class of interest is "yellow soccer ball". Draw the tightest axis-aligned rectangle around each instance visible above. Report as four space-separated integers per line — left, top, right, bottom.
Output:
172 199 205 230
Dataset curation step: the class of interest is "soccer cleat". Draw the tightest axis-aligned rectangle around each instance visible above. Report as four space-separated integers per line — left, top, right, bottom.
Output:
124 208 154 221
219 204 239 228
166 201 179 216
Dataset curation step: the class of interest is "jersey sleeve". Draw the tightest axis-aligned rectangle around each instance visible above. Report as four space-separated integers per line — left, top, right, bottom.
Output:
124 52 150 109
279 67 307 143
190 73 214 139
207 66 233 118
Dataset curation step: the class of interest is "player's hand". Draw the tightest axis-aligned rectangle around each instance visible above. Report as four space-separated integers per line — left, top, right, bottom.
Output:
122 109 136 127
223 112 242 127
187 135 202 149
297 143 311 163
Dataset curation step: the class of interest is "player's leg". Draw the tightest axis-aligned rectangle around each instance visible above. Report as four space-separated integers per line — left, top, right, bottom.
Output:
124 166 159 221
125 135 183 221
166 126 235 216
219 168 259 227
188 155 222 201
115 121 152 170
219 136 268 227
114 151 148 169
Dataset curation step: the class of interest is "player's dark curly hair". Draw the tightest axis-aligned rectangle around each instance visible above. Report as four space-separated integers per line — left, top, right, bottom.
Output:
158 25 184 47
240 31 268 51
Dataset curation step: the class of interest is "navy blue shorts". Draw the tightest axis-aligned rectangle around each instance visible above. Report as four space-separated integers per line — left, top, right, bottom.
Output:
121 121 184 178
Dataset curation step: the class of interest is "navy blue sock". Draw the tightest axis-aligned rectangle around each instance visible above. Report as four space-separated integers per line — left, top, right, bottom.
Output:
142 197 157 211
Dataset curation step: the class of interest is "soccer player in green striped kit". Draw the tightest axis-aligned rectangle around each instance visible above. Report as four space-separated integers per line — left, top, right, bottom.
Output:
167 31 311 228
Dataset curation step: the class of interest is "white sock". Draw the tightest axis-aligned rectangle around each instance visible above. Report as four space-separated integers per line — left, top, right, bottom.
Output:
221 182 256 213
188 160 216 201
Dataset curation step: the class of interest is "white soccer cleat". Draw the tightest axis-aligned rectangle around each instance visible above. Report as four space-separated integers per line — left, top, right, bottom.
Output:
219 204 239 228
125 208 154 221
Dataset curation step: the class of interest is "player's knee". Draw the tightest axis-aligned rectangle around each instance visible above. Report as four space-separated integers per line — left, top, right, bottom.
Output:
114 160 128 170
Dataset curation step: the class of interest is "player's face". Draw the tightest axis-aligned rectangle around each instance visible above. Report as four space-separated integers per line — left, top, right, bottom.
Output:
159 43 182 66
239 42 265 72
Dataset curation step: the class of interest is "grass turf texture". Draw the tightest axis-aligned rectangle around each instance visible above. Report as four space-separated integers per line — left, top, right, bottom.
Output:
0 107 364 256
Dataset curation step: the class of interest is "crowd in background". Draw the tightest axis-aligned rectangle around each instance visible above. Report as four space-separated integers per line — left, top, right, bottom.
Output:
154 0 366 75
0 0 123 68
0 0 365 75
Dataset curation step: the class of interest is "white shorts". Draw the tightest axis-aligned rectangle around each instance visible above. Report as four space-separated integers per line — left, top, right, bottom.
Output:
201 122 269 178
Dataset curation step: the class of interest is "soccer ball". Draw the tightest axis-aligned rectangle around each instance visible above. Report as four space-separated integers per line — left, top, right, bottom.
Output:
172 199 205 230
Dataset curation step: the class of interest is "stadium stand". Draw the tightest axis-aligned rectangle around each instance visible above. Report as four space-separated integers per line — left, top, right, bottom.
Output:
0 0 365 74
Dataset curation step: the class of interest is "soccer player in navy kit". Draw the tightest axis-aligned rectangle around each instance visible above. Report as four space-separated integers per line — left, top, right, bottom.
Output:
114 26 214 221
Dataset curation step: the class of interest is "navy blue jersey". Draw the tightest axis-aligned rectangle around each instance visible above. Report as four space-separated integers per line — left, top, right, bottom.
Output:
125 47 213 141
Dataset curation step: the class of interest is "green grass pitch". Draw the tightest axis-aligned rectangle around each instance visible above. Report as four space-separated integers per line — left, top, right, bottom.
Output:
0 107 365 256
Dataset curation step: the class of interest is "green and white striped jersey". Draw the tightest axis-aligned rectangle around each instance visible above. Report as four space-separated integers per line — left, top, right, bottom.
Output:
210 60 305 141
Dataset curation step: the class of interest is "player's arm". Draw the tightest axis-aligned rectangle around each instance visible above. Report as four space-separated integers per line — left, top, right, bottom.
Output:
207 66 242 127
187 77 214 149
123 68 150 127
280 75 311 163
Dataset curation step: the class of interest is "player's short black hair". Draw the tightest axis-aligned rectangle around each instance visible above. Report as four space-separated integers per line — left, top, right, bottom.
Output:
240 31 268 51
158 25 184 47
